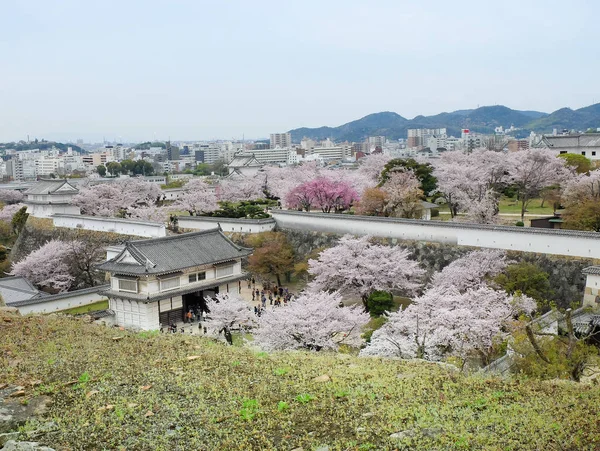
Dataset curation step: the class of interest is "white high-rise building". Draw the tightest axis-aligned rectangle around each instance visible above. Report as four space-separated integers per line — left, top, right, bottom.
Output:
270 133 292 149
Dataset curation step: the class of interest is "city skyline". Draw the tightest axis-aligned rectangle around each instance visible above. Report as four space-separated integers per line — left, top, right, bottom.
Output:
1 0 599 142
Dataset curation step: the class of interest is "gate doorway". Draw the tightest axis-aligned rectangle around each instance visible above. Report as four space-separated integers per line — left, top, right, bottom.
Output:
182 287 219 316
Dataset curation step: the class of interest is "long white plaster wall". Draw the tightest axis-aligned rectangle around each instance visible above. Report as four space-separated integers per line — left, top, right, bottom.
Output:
16 288 108 315
271 210 600 259
27 204 81 218
53 214 166 238
177 216 276 234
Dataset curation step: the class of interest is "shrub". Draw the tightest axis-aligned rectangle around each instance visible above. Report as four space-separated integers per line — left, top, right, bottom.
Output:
365 291 395 317
515 221 525 227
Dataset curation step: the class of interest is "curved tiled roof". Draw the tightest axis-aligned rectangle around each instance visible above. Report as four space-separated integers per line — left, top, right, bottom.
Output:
24 179 78 195
97 228 252 276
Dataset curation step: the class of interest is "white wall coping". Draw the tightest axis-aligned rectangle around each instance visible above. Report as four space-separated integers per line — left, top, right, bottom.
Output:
176 216 276 225
8 284 110 307
272 210 600 240
52 214 165 227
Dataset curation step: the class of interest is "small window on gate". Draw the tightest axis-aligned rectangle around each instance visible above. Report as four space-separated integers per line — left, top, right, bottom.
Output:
189 272 206 283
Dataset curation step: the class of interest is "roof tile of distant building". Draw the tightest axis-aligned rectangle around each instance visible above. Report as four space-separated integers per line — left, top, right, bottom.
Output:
0 276 46 305
97 228 252 276
24 179 79 195
539 134 600 148
582 266 600 275
227 153 263 167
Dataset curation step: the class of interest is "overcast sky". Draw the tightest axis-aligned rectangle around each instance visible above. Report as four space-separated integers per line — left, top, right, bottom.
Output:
1 0 599 142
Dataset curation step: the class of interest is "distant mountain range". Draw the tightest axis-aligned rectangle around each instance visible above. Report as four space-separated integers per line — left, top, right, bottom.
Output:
288 103 600 142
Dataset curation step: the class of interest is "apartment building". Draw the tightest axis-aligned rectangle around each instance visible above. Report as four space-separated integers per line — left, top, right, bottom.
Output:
270 133 292 149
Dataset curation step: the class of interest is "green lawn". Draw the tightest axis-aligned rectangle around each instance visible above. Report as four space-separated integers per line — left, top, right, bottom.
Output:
58 300 109 315
433 197 555 217
497 197 555 216
2 312 599 450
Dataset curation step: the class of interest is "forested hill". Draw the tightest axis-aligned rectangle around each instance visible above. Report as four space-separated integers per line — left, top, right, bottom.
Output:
289 103 600 142
0 140 84 153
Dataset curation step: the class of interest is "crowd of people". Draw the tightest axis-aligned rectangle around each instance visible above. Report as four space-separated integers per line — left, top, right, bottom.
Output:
159 277 296 333
248 278 294 316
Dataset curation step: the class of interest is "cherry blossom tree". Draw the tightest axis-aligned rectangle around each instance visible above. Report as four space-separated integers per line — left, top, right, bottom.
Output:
510 148 572 222
253 291 370 351
216 176 265 203
262 162 320 205
429 249 508 293
361 285 536 365
381 171 424 218
308 235 425 311
0 190 24 204
174 178 218 215
285 184 315 212
464 189 500 224
0 203 26 223
73 178 162 217
361 249 533 365
432 149 512 222
128 206 174 223
284 177 358 213
10 239 83 292
356 153 393 183
204 293 256 345
309 177 358 213
562 168 600 207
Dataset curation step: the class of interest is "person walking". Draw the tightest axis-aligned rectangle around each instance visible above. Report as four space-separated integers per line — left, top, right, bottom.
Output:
185 310 192 323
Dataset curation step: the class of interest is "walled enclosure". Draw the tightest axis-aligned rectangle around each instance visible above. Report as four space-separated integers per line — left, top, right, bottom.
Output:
271 210 600 260
53 214 166 238
177 216 276 234
11 285 109 315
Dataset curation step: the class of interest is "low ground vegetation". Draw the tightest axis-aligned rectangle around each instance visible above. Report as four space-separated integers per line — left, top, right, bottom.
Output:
1 312 600 450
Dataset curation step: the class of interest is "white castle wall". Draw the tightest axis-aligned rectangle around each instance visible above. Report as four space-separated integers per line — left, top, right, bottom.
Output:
53 214 166 238
14 285 109 315
177 216 276 234
271 210 600 260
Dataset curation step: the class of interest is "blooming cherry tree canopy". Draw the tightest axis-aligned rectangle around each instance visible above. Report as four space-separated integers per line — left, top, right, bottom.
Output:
174 178 218 215
429 249 508 293
381 170 423 218
0 189 24 204
0 203 26 223
253 290 369 351
562 168 600 207
217 176 265 203
204 293 256 333
361 286 536 362
73 178 162 217
308 235 425 309
10 239 83 292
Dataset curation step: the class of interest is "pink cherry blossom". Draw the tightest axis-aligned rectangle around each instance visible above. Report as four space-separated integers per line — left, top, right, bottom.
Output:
253 290 369 351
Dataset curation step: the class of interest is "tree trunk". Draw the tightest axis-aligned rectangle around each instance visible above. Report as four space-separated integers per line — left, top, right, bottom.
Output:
565 308 576 359
362 294 370 313
275 273 282 287
520 196 527 223
221 327 233 346
525 324 550 363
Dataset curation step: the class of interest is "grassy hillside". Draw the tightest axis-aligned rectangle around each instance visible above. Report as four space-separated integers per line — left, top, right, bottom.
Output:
1 312 599 450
